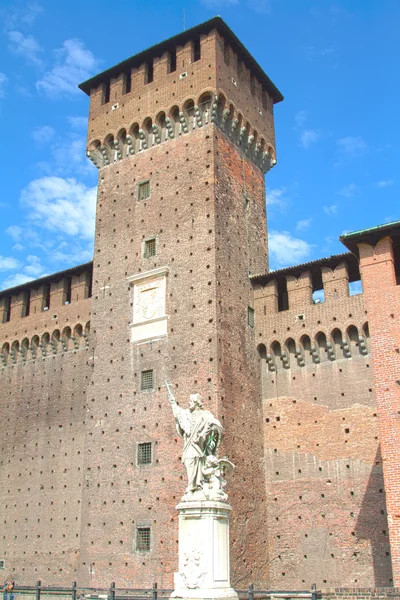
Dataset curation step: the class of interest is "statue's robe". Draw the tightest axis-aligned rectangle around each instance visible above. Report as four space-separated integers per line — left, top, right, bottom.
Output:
172 404 222 493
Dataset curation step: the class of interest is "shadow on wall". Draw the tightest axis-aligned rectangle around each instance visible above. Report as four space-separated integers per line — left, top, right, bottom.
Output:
355 445 393 586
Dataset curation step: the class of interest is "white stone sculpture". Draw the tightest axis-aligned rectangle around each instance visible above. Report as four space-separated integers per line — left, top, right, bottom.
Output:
166 381 233 502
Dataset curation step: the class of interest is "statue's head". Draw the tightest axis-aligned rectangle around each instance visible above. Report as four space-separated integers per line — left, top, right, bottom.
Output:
189 393 203 410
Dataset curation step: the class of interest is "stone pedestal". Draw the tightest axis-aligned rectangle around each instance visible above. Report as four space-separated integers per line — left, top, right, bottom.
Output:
171 500 238 600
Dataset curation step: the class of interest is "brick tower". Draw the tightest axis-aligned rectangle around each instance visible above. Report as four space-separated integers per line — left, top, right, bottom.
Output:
78 17 282 588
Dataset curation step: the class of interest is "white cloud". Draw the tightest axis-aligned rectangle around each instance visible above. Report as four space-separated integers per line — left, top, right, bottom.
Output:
8 30 43 66
268 230 313 267
12 243 24 251
323 204 338 216
0 73 8 98
300 129 320 148
6 225 23 241
376 179 394 188
36 132 94 177
68 116 87 130
339 183 360 198
31 125 55 144
0 256 21 271
24 254 45 277
296 218 312 232
266 187 287 207
2 3 43 30
36 39 99 97
20 176 97 239
247 0 272 14
337 136 368 158
1 272 34 290
295 110 307 128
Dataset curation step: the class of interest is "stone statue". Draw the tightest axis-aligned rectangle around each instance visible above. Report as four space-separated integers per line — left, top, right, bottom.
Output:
166 381 232 501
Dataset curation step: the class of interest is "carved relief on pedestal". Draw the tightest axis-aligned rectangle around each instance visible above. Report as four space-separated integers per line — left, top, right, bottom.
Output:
180 550 208 589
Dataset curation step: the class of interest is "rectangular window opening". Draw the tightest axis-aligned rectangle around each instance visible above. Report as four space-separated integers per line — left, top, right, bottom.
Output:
247 306 255 328
0 559 5 570
124 71 132 94
224 41 230 66
137 442 152 465
169 49 177 73
393 239 400 285
193 38 201 62
136 527 151 552
348 280 363 296
277 278 289 312
65 278 72 304
103 80 110 104
145 61 154 84
138 180 150 201
141 369 154 391
3 297 11 323
43 284 50 311
144 238 156 259
23 289 31 317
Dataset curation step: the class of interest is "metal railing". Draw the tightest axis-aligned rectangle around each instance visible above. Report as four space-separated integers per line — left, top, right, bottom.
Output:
8 582 316 600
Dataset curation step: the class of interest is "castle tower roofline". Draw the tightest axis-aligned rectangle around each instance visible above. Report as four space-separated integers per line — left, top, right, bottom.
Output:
0 261 93 297
340 219 400 255
78 16 283 103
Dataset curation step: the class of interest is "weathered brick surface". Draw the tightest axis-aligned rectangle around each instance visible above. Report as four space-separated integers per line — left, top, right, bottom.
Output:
254 263 392 588
357 237 400 586
0 20 398 596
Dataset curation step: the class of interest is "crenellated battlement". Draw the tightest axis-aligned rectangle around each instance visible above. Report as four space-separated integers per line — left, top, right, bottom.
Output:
86 92 276 174
0 263 92 358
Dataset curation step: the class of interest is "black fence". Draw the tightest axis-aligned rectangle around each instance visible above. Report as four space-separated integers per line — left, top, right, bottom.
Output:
6 582 317 600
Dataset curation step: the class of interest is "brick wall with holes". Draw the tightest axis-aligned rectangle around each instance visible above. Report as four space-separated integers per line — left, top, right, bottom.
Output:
253 264 393 588
86 29 275 153
357 237 400 586
0 347 90 582
78 123 270 588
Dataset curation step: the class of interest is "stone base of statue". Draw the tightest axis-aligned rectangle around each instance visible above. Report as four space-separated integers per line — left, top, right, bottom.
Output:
170 500 238 600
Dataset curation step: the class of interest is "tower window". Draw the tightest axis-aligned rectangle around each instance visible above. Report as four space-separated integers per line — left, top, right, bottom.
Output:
145 61 153 84
23 290 31 317
0 559 5 570
102 80 110 104
138 180 150 201
136 527 151 552
224 41 230 65
124 71 132 94
248 307 255 328
43 284 50 311
137 442 152 465
3 297 11 322
65 277 72 304
141 369 154 391
169 49 177 73
144 238 156 259
193 38 201 62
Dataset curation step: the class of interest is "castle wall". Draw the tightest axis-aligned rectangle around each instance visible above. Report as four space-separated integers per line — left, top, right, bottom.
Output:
0 345 90 583
214 131 269 586
357 237 400 585
254 264 393 589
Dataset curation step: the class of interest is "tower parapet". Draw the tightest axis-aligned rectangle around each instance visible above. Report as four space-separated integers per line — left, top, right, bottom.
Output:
79 17 282 174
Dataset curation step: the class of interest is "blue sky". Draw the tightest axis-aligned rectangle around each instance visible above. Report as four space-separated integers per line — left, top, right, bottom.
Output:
0 0 399 290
